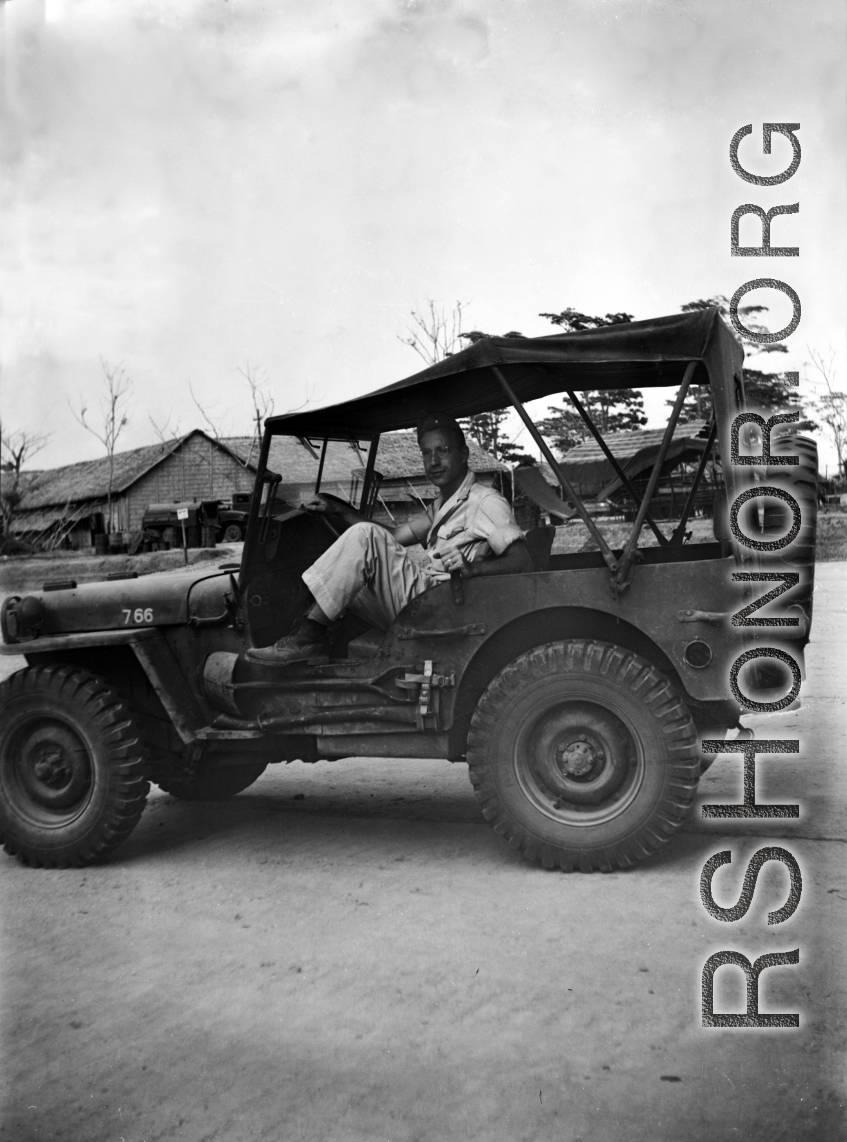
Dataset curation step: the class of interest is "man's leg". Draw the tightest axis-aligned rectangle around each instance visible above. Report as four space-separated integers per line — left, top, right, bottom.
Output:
304 522 434 630
247 522 434 664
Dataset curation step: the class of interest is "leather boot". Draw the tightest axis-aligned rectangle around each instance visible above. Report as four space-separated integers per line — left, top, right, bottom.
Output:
246 616 331 665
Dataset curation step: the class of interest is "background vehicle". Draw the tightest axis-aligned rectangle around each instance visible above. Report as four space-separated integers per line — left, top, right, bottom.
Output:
141 493 251 546
0 309 816 870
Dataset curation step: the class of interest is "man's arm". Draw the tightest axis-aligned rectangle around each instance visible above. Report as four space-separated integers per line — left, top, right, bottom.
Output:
438 538 534 579
391 512 432 547
303 495 430 547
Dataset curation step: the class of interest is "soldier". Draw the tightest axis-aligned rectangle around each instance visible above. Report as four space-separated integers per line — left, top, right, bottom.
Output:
247 412 532 664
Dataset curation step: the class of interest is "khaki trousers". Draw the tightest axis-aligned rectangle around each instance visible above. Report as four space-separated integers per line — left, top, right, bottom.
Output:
302 522 439 631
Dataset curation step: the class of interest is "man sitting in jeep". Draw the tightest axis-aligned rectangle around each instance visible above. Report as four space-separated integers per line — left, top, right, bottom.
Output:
248 412 533 665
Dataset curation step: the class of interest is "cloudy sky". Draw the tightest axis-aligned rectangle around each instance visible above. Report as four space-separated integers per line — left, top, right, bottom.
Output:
3 0 845 471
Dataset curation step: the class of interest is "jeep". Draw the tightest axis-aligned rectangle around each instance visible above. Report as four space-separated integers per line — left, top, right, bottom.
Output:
0 308 817 870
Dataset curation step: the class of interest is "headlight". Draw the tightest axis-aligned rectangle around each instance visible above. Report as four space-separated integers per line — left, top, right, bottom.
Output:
0 595 45 643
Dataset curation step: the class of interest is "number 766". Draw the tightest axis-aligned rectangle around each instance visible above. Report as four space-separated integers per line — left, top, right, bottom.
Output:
122 608 154 625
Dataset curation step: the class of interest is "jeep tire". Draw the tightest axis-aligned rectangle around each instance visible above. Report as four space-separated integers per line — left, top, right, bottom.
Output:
467 640 700 871
0 665 150 867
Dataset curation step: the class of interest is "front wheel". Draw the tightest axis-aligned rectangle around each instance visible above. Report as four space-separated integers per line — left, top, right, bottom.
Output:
0 665 150 867
466 641 700 872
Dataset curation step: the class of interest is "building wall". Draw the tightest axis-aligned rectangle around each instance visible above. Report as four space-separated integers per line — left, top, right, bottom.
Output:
122 438 256 531
12 511 104 551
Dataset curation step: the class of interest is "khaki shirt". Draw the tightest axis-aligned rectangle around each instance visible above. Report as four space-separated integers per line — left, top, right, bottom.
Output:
422 471 523 580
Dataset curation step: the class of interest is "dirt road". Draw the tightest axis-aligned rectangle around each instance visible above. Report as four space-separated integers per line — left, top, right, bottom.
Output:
1 567 844 1141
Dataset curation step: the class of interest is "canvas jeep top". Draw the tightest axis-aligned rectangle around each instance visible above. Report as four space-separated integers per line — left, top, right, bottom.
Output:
0 308 817 871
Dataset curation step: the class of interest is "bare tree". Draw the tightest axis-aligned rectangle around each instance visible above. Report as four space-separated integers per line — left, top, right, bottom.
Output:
808 346 847 481
0 426 51 551
188 379 227 441
398 301 529 464
72 358 132 533
399 300 468 365
149 411 184 451
237 362 275 469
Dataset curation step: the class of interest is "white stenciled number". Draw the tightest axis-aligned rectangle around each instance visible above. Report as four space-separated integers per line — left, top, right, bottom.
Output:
122 607 154 625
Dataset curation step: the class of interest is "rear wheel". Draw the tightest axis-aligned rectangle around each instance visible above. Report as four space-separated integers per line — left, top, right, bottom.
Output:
0 665 150 867
221 523 244 543
466 640 700 871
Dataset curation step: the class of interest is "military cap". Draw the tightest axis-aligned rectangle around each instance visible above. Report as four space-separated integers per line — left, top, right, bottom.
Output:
416 412 466 448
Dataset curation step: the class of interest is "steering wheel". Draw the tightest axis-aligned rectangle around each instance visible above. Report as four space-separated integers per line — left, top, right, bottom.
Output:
308 492 352 539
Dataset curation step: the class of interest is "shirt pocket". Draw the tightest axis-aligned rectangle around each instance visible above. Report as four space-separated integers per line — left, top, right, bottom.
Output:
438 521 469 544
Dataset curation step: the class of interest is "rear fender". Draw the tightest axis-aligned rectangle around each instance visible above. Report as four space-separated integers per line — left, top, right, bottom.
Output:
448 607 714 757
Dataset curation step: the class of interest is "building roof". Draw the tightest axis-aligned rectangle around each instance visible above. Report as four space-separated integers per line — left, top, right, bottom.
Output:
17 430 244 512
17 429 505 515
222 430 506 485
222 435 369 486
561 421 708 464
558 421 710 499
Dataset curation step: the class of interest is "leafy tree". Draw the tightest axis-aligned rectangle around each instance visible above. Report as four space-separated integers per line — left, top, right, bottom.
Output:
454 330 536 464
457 408 534 466
539 308 634 331
669 297 815 431
533 310 647 453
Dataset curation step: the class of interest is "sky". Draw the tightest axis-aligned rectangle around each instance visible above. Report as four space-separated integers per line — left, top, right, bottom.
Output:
2 0 845 472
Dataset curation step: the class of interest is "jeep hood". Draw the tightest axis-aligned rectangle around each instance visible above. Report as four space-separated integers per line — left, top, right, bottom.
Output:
5 566 231 639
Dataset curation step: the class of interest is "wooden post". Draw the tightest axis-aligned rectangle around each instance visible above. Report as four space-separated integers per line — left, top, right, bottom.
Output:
177 506 189 565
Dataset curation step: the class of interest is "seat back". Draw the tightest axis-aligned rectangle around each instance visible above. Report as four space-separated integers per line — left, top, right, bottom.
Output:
523 525 556 572
514 466 577 519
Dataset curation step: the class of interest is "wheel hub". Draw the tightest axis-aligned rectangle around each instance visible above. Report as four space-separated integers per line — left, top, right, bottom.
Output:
529 702 633 807
33 748 74 789
557 735 603 778
17 723 92 811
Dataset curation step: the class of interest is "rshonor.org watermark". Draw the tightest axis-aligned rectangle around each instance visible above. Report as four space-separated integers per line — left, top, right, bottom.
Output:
699 122 805 1029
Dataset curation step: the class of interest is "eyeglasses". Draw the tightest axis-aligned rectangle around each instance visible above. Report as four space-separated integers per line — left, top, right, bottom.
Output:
420 446 455 460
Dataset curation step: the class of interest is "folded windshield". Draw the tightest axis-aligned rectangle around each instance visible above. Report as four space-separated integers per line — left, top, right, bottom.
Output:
260 436 375 513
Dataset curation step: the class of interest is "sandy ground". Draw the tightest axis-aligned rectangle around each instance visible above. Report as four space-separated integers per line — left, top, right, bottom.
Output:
0 567 844 1141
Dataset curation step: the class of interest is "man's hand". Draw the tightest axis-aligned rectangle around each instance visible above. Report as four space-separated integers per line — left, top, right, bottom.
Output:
437 546 474 578
302 494 365 532
302 494 341 515
437 539 534 579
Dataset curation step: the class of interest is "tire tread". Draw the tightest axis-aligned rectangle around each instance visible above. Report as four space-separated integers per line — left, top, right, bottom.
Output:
0 664 150 868
466 639 700 873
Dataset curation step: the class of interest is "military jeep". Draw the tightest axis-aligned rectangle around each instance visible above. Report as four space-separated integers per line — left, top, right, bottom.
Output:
0 309 817 870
